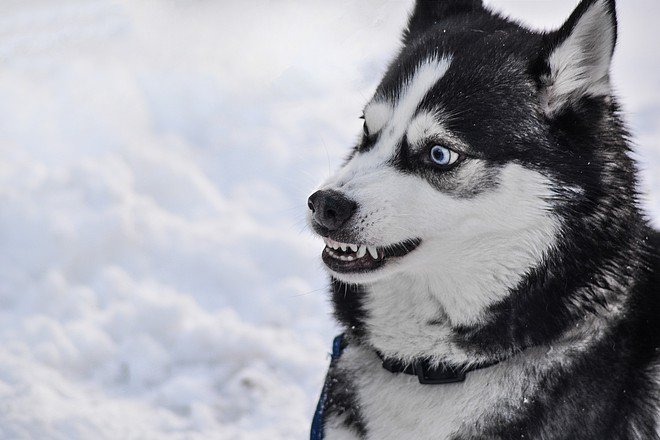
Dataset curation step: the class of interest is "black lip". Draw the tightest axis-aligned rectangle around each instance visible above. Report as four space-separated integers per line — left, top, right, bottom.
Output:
321 238 422 274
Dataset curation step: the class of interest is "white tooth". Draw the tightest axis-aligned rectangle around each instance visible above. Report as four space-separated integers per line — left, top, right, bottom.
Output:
323 238 331 247
368 246 378 259
357 245 367 258
331 240 339 250
346 256 355 261
340 243 347 252
350 244 358 252
339 256 349 261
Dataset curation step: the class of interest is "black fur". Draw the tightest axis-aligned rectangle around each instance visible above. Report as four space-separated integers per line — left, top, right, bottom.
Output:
321 0 659 437
403 0 485 45
324 356 368 437
330 278 368 342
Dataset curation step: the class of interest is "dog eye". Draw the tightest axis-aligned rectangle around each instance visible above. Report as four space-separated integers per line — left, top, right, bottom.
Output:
362 121 369 137
430 145 459 167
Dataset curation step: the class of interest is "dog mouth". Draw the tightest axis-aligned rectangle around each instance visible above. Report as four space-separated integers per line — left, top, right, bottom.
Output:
321 237 422 273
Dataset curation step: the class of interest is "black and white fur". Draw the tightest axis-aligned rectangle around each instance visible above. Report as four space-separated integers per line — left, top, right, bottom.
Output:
308 1 659 439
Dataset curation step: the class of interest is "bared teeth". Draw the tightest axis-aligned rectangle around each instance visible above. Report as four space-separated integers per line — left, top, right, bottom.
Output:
326 248 356 261
323 239 381 260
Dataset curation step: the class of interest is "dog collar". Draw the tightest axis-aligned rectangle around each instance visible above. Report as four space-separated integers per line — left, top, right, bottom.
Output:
310 334 501 439
376 351 500 385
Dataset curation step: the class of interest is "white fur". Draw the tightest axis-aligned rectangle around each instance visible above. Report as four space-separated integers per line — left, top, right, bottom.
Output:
326 340 574 439
338 344 527 439
324 420 362 440
406 111 458 150
363 101 393 136
544 0 615 114
387 56 452 147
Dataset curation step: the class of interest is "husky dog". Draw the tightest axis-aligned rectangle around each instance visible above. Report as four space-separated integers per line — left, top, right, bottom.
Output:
307 0 659 438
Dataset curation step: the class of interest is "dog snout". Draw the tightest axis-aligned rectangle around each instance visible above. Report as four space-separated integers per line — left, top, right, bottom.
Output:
308 190 357 233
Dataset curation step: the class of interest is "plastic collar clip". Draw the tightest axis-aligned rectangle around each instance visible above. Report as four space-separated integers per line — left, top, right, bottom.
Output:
380 356 467 385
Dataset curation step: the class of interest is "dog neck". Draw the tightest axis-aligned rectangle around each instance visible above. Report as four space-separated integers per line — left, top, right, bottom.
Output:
362 273 500 365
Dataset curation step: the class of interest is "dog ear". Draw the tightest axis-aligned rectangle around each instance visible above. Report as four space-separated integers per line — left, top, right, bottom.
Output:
533 0 617 116
403 0 484 44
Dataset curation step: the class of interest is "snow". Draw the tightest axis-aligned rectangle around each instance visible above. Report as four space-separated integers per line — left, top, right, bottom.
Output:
0 1 657 438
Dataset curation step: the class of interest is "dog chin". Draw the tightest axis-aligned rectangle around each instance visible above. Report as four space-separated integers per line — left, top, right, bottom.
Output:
324 263 394 284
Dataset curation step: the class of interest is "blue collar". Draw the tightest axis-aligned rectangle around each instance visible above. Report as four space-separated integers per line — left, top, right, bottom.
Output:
310 334 345 440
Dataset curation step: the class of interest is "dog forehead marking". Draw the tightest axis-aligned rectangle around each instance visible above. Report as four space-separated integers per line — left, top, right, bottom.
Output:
365 56 452 161
363 101 393 135
406 110 455 149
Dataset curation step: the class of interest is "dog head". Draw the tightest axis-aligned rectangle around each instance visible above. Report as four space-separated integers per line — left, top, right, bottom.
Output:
308 0 626 319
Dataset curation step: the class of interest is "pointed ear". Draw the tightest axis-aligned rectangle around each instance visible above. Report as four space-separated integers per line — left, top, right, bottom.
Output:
403 0 484 44
534 0 617 116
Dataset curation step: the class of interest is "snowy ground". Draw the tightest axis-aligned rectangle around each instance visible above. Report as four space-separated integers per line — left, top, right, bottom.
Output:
0 1 657 439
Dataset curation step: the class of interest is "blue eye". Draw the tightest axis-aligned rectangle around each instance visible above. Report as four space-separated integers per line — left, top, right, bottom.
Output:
430 145 459 167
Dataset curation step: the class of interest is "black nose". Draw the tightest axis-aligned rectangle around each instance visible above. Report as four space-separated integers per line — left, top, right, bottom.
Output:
308 190 357 232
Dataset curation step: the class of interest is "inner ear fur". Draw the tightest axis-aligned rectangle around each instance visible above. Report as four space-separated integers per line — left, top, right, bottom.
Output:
531 0 618 116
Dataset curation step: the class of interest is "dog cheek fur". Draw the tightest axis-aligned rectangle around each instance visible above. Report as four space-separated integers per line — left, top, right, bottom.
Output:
345 163 560 327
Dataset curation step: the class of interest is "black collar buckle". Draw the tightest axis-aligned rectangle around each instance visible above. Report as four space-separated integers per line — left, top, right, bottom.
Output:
379 352 468 385
414 361 466 385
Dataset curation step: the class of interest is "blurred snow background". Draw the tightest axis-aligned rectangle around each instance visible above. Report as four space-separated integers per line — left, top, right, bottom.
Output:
0 0 657 438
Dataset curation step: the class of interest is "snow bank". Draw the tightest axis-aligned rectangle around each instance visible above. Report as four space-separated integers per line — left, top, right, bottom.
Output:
0 0 656 438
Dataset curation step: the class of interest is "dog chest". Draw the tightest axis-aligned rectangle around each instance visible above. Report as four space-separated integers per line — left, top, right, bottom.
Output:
325 345 530 440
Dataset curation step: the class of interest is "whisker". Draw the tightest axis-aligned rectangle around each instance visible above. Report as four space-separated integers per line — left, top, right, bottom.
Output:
290 286 328 298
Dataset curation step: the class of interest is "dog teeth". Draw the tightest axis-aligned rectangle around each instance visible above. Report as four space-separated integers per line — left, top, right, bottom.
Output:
323 239 360 252
323 239 381 261
325 238 339 250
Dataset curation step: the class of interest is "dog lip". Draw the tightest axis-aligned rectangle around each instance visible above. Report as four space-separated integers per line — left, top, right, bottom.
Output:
321 238 422 274
379 238 422 259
